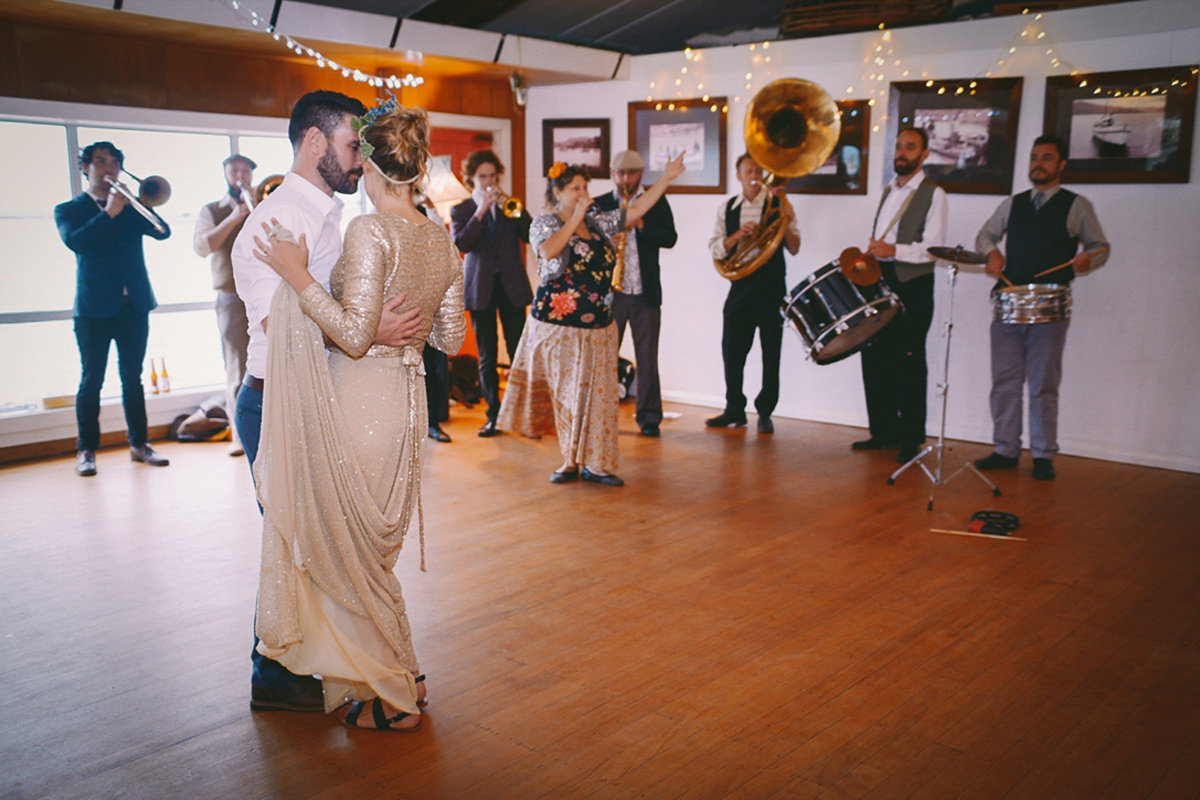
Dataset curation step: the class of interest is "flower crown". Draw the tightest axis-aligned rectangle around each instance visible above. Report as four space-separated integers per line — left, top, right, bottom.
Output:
351 94 399 161
547 161 567 180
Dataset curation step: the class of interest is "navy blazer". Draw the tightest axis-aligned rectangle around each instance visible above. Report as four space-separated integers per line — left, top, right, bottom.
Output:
55 193 170 318
592 190 677 307
450 198 534 311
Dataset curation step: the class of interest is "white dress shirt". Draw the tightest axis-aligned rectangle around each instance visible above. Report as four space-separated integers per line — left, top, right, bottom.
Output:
871 170 948 263
232 172 345 380
708 188 801 262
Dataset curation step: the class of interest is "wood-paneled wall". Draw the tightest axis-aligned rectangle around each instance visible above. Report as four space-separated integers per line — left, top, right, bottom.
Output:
0 16 525 197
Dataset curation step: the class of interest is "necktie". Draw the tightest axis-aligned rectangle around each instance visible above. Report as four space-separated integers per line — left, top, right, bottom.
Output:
1033 191 1045 211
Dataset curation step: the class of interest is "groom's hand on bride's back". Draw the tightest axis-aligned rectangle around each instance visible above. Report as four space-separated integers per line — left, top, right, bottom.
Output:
375 293 423 347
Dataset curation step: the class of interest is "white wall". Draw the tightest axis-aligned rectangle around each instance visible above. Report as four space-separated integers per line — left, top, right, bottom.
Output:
523 0 1200 473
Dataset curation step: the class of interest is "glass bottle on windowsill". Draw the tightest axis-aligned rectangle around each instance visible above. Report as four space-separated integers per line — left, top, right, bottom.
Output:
160 358 171 393
150 360 159 394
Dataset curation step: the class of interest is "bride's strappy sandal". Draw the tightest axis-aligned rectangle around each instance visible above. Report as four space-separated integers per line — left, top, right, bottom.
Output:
341 697 422 732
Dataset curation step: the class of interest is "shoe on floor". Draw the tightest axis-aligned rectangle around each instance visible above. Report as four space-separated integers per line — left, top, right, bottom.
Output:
581 467 624 486
250 677 325 712
478 419 499 438
228 441 245 457
639 424 660 437
896 444 922 463
1033 458 1056 480
130 443 169 466
549 466 579 484
428 424 451 443
852 437 899 450
757 416 774 434
975 452 1018 470
705 411 747 428
75 450 97 476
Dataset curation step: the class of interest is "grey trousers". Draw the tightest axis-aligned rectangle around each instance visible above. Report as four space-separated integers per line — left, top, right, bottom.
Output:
611 292 663 428
989 319 1069 460
216 290 249 436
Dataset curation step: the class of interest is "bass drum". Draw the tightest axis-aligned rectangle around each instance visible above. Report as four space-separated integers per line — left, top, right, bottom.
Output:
782 259 902 364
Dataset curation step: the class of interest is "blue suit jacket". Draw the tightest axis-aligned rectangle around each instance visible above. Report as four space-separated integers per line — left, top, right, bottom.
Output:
450 198 533 312
55 192 170 318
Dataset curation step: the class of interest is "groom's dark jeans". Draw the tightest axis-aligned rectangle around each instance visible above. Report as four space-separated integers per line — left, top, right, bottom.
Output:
235 376 312 691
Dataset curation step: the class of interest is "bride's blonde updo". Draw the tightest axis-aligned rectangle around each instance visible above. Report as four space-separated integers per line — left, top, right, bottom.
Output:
362 106 431 191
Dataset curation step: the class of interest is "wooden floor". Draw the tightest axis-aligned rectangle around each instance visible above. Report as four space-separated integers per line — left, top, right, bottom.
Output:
2 401 1198 800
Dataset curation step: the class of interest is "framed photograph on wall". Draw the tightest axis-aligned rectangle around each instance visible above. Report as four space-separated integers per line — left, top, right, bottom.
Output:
887 77 1023 194
786 99 871 195
542 118 611 180
1044 65 1198 183
628 98 728 194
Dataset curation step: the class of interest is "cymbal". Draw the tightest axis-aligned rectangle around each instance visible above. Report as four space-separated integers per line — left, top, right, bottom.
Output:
839 246 882 286
927 245 988 265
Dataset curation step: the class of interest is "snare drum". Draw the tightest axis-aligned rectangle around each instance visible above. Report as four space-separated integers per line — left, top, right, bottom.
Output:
992 284 1072 324
782 259 902 364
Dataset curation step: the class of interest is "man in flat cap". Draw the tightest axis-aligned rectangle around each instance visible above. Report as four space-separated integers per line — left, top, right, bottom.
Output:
194 153 257 455
592 149 677 436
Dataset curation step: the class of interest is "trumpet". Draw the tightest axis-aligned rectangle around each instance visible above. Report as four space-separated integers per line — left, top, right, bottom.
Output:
104 168 171 235
486 186 524 218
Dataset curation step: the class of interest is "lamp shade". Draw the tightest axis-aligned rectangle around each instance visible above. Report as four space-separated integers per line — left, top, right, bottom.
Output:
426 155 470 220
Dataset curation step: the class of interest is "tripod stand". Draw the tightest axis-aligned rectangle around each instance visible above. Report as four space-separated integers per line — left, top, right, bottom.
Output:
888 249 1000 510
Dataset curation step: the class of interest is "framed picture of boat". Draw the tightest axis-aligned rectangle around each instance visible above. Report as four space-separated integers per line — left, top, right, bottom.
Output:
786 99 870 195
887 77 1023 194
542 118 611 180
628 98 728 194
1045 66 1198 184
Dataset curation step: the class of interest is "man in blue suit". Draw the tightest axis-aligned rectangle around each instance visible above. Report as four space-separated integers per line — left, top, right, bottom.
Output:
450 150 533 437
55 141 171 476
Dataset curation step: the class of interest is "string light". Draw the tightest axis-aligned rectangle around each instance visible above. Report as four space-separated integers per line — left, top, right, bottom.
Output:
220 0 422 89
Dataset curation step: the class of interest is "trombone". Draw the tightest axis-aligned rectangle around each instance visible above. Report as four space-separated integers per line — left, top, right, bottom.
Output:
104 168 171 234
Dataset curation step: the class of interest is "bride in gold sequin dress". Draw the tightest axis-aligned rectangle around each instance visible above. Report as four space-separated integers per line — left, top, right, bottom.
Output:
251 103 464 732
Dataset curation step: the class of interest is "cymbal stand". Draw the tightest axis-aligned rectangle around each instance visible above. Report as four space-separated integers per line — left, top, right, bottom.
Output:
888 252 1001 510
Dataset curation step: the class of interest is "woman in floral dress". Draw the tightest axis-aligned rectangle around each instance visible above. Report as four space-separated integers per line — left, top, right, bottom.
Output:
498 155 683 485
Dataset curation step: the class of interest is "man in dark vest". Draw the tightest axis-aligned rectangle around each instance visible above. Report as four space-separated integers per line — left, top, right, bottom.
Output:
853 126 947 464
593 149 678 436
974 134 1109 480
55 140 172 477
706 153 800 434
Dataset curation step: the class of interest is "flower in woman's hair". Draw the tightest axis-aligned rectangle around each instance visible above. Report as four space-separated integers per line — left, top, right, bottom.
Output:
352 94 400 162
547 161 567 180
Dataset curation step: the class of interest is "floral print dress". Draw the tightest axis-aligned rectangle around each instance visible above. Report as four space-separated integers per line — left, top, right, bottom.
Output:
497 210 626 473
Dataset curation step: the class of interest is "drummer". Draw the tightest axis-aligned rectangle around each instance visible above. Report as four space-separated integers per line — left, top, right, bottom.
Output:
973 134 1109 480
853 126 948 464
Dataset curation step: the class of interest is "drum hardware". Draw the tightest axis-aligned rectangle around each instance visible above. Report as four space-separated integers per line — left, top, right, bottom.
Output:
1030 246 1108 280
888 246 1001 510
781 248 902 365
715 78 841 281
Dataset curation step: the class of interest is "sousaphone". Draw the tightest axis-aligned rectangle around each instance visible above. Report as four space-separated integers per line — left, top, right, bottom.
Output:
715 78 841 280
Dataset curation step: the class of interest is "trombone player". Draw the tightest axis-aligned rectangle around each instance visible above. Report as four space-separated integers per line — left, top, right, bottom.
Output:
706 153 800 434
194 154 257 456
55 141 172 476
450 149 533 438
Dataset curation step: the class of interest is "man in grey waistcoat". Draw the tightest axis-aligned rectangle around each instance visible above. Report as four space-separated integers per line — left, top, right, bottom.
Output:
853 126 947 464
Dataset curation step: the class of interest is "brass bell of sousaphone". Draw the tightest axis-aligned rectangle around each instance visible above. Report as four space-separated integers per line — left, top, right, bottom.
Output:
715 78 841 281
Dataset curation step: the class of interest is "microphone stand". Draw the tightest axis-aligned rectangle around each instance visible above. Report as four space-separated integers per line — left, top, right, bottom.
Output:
888 248 1001 510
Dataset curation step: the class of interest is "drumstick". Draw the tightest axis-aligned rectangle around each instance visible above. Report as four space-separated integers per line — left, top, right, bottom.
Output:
998 273 1015 287
931 528 1027 542
1031 247 1109 279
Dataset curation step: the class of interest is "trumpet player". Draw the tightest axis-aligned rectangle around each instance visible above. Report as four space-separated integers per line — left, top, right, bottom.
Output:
194 154 257 455
55 141 172 476
853 126 947 464
450 149 533 438
706 153 799 434
592 150 677 437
